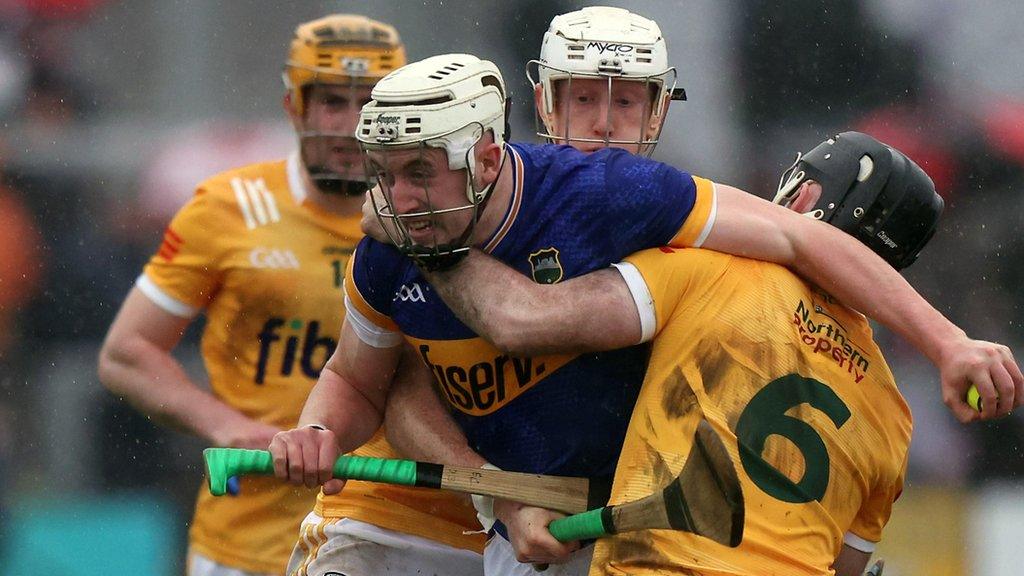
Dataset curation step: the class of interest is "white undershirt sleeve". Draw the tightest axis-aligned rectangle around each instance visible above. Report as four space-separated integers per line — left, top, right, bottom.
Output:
344 294 403 348
610 261 656 344
135 274 201 319
843 531 877 554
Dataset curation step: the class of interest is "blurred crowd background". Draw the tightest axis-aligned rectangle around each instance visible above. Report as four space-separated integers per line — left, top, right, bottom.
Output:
0 0 1021 574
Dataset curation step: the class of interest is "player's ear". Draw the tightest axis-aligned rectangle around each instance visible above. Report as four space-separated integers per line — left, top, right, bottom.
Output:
789 181 823 214
534 83 557 136
647 91 671 136
476 132 503 185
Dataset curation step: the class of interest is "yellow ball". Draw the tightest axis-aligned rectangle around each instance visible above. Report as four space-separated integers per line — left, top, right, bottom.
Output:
966 385 982 412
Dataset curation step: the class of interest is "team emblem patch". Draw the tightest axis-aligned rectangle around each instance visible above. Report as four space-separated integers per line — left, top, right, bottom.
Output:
528 247 563 284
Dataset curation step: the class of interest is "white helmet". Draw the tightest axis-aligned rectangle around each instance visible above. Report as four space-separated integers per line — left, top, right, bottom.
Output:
357 54 510 268
358 53 507 198
529 6 684 154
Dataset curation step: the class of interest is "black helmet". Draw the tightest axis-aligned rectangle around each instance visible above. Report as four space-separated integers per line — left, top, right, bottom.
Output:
774 131 944 270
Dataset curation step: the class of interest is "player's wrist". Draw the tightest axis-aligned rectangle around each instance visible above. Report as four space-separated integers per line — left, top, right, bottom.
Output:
934 328 970 359
911 313 966 364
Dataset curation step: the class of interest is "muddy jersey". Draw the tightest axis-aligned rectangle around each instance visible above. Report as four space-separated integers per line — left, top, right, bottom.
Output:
345 142 717 484
140 154 481 572
591 248 912 576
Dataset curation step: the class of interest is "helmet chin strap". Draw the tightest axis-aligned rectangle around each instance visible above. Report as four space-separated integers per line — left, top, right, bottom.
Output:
411 145 509 272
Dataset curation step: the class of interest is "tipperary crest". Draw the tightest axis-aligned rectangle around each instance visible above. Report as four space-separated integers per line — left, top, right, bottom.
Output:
528 247 564 284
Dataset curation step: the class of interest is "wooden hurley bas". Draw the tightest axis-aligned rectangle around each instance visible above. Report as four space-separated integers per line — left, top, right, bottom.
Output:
203 420 744 546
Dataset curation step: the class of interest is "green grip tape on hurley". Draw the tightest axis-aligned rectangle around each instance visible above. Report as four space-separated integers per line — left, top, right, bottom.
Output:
204 448 272 495
331 454 419 487
548 507 612 542
203 448 421 496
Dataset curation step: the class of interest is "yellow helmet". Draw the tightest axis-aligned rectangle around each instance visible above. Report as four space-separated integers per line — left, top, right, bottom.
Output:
284 14 406 116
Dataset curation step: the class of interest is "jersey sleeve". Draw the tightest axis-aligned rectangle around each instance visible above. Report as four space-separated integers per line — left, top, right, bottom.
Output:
846 446 909 549
601 151 718 251
343 238 403 347
139 186 236 317
669 176 717 247
614 248 732 341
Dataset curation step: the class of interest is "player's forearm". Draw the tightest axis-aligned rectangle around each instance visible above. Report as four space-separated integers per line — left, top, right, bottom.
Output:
788 220 964 363
427 250 639 355
384 351 487 467
832 544 872 576
298 366 384 454
422 251 517 350
708 185 963 364
97 337 248 443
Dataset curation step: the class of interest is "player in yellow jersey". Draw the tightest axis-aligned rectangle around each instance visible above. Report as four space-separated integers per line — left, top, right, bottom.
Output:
382 132 1023 575
98 14 483 576
591 245 904 576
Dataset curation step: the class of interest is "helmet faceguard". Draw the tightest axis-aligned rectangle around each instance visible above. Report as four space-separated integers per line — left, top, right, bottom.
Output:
357 54 509 270
775 131 944 270
283 14 406 195
529 6 685 156
363 123 492 268
292 79 375 196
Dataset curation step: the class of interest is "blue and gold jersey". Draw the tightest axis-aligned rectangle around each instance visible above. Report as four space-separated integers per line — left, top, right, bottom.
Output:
346 142 717 479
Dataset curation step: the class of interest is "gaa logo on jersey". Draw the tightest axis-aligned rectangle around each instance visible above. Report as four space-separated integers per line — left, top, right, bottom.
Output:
250 247 300 269
394 282 426 303
528 247 564 284
255 317 337 384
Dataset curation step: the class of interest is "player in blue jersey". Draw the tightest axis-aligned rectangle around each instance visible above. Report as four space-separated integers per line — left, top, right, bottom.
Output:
269 51 1020 576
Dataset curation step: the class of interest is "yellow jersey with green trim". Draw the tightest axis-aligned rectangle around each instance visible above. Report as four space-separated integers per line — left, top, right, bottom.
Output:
139 155 482 573
591 248 912 576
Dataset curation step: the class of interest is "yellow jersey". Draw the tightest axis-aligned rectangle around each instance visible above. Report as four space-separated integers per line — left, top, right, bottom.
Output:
139 155 482 573
591 248 912 576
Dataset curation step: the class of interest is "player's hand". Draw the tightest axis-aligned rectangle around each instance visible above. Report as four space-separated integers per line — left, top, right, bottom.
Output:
361 186 395 244
938 335 1023 423
211 418 281 451
268 424 345 492
494 498 579 565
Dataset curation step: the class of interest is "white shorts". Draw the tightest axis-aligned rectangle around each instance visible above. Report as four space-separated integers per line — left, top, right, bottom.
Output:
287 512 484 576
484 535 595 576
188 550 277 576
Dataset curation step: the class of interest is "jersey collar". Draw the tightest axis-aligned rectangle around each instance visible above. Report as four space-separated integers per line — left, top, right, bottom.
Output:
481 144 524 253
